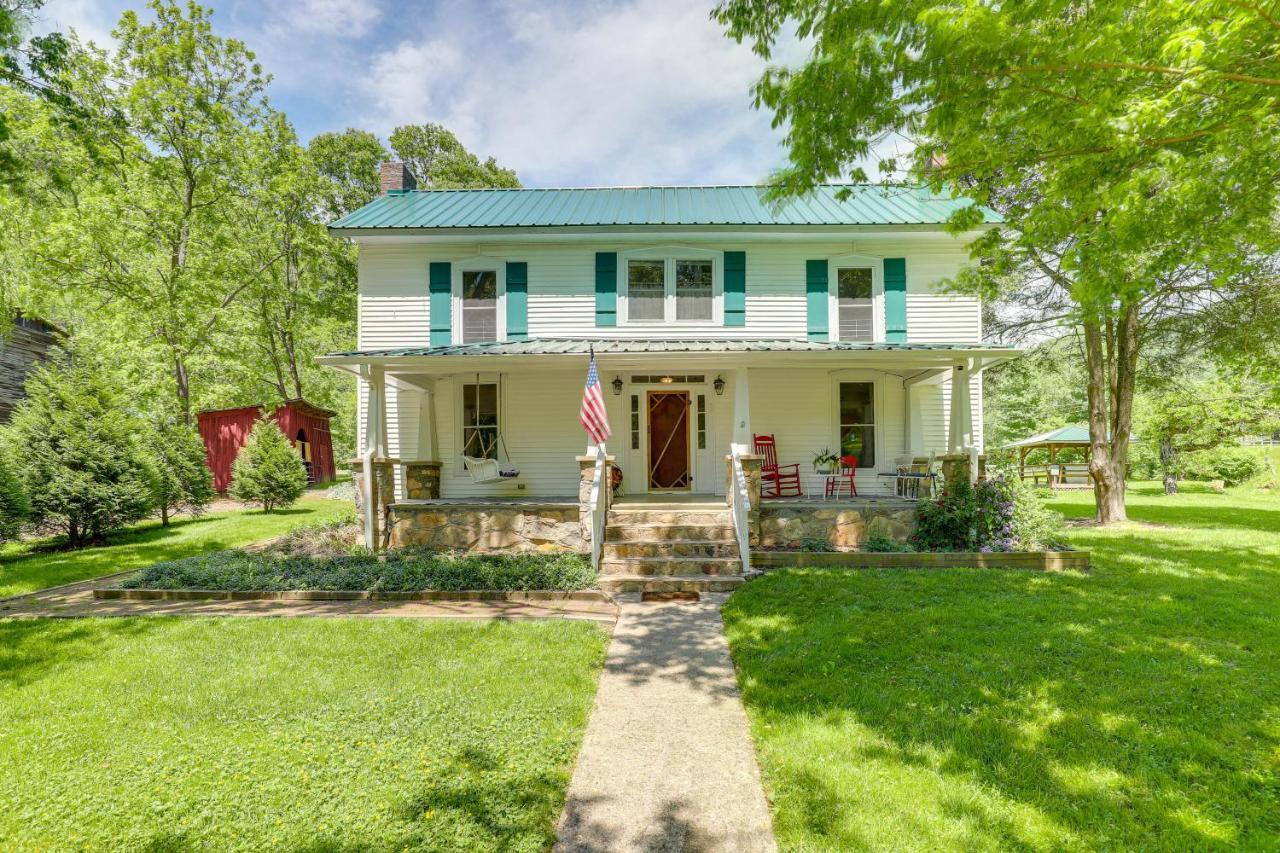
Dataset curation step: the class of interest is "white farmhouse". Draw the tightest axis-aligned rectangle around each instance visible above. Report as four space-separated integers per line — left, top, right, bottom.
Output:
321 164 1018 592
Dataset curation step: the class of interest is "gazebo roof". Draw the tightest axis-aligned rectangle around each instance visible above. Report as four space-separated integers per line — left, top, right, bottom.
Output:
1003 425 1093 449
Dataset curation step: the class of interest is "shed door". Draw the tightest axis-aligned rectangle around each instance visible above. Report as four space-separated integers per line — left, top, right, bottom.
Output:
647 391 691 490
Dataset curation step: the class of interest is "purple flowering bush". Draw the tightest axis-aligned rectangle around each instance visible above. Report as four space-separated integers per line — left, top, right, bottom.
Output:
912 464 1065 552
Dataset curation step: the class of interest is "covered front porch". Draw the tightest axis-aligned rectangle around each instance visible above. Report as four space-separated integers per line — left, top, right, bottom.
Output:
319 338 1016 552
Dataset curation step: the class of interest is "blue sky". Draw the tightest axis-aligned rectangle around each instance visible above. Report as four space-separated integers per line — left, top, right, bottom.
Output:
36 0 838 187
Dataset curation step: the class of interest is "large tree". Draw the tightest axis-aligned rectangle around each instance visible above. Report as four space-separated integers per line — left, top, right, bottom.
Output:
389 123 519 189
0 0 72 188
716 0 1280 521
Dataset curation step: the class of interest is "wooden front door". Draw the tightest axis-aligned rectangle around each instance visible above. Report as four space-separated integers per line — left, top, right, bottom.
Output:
647 391 691 490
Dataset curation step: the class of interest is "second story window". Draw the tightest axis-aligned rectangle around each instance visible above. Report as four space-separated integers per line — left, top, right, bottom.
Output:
461 270 498 343
621 251 722 324
837 267 874 341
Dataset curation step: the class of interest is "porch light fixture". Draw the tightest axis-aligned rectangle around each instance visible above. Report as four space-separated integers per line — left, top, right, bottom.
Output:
713 376 725 396
611 376 623 396
659 375 674 384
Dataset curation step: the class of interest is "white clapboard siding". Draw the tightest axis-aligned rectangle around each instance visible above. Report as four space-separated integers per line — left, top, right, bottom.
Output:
357 238 979 344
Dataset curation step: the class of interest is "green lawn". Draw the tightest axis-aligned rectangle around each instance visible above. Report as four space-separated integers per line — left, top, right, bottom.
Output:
0 496 352 598
724 482 1280 850
0 617 606 851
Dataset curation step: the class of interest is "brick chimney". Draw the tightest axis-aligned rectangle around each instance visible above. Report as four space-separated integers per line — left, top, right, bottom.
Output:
379 161 418 194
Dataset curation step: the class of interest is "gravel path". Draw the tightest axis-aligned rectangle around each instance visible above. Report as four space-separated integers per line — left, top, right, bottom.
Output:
555 594 776 852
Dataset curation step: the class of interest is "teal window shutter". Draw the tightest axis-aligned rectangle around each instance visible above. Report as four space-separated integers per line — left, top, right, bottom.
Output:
724 251 746 326
806 260 828 341
883 257 907 342
506 261 528 341
595 252 617 327
429 262 452 347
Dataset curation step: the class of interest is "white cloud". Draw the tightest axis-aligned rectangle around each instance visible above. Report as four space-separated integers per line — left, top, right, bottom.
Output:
359 0 795 186
283 0 382 38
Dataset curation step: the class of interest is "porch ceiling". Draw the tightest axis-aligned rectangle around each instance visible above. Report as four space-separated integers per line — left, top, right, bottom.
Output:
319 337 1020 377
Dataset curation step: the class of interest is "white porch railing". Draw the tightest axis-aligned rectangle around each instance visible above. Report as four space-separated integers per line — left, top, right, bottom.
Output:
588 446 607 571
729 446 752 574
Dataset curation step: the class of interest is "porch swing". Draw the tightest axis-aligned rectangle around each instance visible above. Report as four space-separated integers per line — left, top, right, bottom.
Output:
461 372 521 484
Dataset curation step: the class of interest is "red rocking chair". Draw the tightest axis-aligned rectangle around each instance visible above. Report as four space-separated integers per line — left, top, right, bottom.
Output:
754 434 804 498
824 455 858 498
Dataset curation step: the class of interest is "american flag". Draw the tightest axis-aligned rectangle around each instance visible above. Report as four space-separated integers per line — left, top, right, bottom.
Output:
579 353 611 445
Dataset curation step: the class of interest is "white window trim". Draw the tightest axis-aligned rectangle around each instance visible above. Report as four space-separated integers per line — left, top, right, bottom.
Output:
827 253 885 343
451 256 506 345
617 245 724 326
828 370 885 474
451 372 504 478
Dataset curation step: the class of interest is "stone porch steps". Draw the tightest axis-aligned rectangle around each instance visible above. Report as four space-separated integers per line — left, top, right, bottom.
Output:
605 508 732 527
602 540 740 560
598 555 743 576
597 573 746 594
604 523 737 542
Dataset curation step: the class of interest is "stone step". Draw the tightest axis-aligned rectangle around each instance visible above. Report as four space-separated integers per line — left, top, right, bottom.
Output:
605 509 732 527
603 540 740 560
605 523 737 543
599 556 744 577
611 500 727 511
597 573 747 594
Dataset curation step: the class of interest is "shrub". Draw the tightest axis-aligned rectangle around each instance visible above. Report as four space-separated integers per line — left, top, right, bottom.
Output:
912 467 1065 552
1182 446 1265 486
120 549 596 592
862 533 913 553
7 351 157 547
230 417 309 511
0 448 30 542
149 418 215 525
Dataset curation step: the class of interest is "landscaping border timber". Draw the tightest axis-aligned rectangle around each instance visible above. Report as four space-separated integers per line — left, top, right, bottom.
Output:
752 550 1089 572
95 588 615 603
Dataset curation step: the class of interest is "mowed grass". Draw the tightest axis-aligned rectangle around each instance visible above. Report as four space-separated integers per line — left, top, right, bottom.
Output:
0 617 606 851
0 495 352 598
723 482 1280 850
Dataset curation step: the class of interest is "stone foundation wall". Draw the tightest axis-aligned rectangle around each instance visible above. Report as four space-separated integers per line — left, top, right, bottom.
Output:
389 503 585 553
758 501 917 551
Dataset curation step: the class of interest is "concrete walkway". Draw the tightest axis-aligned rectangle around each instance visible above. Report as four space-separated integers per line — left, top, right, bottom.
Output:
555 594 776 852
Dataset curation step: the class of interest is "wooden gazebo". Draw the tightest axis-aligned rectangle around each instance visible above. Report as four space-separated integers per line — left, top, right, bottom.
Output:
1004 425 1094 488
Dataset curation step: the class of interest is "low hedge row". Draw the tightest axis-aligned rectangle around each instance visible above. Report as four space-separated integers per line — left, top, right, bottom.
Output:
119 549 596 592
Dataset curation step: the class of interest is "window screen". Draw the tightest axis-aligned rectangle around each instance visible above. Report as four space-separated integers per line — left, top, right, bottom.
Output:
837 267 874 342
675 260 714 321
462 382 499 459
627 260 665 321
461 270 498 343
838 382 875 467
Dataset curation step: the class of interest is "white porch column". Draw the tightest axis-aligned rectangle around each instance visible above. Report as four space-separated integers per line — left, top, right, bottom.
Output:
416 385 438 461
731 367 752 453
367 364 388 457
947 363 973 455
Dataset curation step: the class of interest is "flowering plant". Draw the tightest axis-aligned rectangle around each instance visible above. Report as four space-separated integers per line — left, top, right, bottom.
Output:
911 462 1065 552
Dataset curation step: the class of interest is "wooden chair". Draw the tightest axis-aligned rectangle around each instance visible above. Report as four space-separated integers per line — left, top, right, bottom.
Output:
753 434 803 498
825 454 858 498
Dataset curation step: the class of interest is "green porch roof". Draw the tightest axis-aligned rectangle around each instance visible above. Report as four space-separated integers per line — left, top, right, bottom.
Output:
326 338 1014 359
329 185 999 231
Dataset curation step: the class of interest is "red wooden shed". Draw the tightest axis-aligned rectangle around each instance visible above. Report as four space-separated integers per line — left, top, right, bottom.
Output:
197 399 337 493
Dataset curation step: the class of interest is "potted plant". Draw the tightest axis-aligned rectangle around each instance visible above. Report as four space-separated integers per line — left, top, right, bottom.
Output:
812 448 840 474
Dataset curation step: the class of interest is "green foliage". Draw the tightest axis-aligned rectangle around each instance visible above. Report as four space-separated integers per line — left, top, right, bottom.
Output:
6 350 157 547
389 123 520 189
1181 446 1266 487
914 470 1064 552
148 417 214 524
862 533 913 553
229 418 308 511
983 337 1087 450
796 537 836 553
122 549 596 592
0 618 605 850
307 128 387 219
0 445 30 541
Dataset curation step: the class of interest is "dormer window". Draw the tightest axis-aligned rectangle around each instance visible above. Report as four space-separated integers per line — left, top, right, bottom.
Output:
619 248 722 325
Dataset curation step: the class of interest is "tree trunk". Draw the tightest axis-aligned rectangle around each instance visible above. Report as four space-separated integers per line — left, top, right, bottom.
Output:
1160 441 1179 494
1083 306 1138 524
161 503 170 526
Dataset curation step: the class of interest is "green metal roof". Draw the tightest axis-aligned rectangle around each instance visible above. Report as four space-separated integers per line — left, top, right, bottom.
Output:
326 338 1014 359
329 185 999 231
1004 426 1093 448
